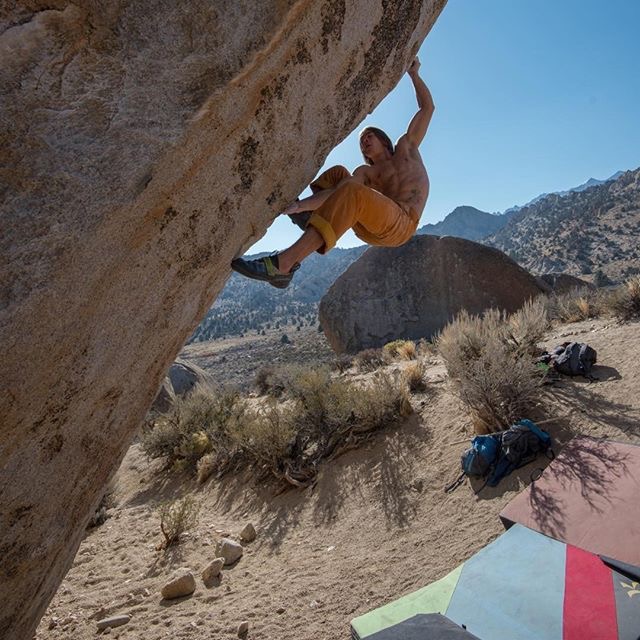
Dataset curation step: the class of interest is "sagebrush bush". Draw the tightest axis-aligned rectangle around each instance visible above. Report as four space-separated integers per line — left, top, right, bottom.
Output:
543 287 603 323
354 348 388 371
606 276 640 321
436 308 543 431
404 360 427 393
332 354 354 373
144 366 412 488
159 496 199 548
229 402 295 470
141 386 246 471
508 299 550 355
383 339 417 360
254 365 288 396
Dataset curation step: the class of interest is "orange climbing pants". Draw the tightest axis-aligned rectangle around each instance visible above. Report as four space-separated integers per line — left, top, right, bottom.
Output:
305 165 419 255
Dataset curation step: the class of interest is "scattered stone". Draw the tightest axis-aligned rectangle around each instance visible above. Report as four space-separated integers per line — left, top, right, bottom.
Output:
103 627 112 635
161 568 196 599
238 620 249 637
202 558 225 583
216 538 243 565
97 615 131 630
276 607 286 615
48 617 59 630
239 523 256 543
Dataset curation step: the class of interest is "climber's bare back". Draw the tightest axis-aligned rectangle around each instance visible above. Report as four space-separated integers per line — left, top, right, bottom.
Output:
355 136 429 222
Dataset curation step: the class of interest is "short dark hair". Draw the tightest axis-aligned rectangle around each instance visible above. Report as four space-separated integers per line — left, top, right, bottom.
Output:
359 126 394 165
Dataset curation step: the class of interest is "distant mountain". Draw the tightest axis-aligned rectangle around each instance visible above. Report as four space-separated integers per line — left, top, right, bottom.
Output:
191 167 639 341
418 171 627 243
416 205 506 241
503 171 625 215
189 245 365 342
486 168 640 282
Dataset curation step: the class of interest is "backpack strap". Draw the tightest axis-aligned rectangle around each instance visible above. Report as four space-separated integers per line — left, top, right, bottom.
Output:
444 471 466 493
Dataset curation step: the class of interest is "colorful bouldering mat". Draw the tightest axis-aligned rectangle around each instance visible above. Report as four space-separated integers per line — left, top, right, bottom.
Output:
354 613 480 639
500 436 640 567
351 524 640 639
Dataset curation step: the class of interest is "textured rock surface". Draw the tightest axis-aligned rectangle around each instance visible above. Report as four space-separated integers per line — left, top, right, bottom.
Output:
319 235 545 353
0 2 447 636
216 538 244 565
536 272 594 294
160 568 196 600
151 357 213 413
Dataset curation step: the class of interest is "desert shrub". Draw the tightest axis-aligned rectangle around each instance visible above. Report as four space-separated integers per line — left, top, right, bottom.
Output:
436 309 543 431
141 386 247 471
606 276 640 320
416 338 436 358
354 348 388 371
229 402 295 471
508 299 550 356
331 354 354 373
254 365 289 397
158 496 199 548
544 287 603 323
268 366 411 484
404 360 427 393
383 339 417 360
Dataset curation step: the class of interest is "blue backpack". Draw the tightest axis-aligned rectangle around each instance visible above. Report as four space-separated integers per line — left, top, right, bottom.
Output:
446 419 552 492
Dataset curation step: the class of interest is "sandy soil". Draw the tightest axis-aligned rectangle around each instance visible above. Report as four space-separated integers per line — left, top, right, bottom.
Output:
35 318 640 640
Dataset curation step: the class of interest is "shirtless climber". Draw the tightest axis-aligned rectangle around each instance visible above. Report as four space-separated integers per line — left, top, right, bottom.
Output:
231 57 434 288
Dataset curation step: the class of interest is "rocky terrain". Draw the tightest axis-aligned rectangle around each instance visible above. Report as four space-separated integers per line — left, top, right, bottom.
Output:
319 235 544 353
34 317 640 640
488 167 640 282
190 247 365 342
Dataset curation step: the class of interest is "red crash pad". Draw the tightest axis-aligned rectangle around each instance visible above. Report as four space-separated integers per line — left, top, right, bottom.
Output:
500 436 640 567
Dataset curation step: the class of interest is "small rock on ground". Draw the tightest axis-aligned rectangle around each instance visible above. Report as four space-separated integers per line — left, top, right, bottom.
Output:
202 557 225 583
216 538 243 565
96 614 131 630
161 568 196 599
238 620 249 637
239 522 256 542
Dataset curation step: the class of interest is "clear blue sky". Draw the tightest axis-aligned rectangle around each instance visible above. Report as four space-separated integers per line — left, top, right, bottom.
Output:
251 0 640 253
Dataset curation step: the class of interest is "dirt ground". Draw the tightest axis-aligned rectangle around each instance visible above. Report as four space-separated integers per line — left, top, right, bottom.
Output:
35 318 640 640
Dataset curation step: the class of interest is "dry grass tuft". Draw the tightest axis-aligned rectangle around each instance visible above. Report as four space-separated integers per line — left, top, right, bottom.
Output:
436 308 544 431
543 287 603 323
159 496 199 548
354 348 388 372
606 276 640 321
141 386 246 472
383 339 417 360
404 360 428 393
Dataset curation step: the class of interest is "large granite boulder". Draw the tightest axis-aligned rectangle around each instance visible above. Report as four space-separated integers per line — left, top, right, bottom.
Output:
536 272 594 294
151 358 213 414
0 2 447 637
319 235 545 353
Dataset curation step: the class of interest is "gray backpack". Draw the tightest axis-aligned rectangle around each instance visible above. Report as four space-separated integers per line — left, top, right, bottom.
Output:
552 342 597 378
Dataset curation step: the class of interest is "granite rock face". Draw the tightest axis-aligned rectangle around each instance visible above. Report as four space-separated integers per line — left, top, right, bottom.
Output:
319 235 545 353
0 1 447 637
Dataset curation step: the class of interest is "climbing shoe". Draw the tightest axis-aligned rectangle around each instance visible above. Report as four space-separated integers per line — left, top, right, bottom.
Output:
230 255 300 289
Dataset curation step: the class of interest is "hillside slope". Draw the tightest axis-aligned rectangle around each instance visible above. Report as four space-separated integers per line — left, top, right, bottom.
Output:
416 205 507 240
487 168 640 282
36 318 640 640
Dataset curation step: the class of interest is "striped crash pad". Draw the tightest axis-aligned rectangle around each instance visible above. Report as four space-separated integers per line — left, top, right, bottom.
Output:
500 436 640 567
350 524 640 639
